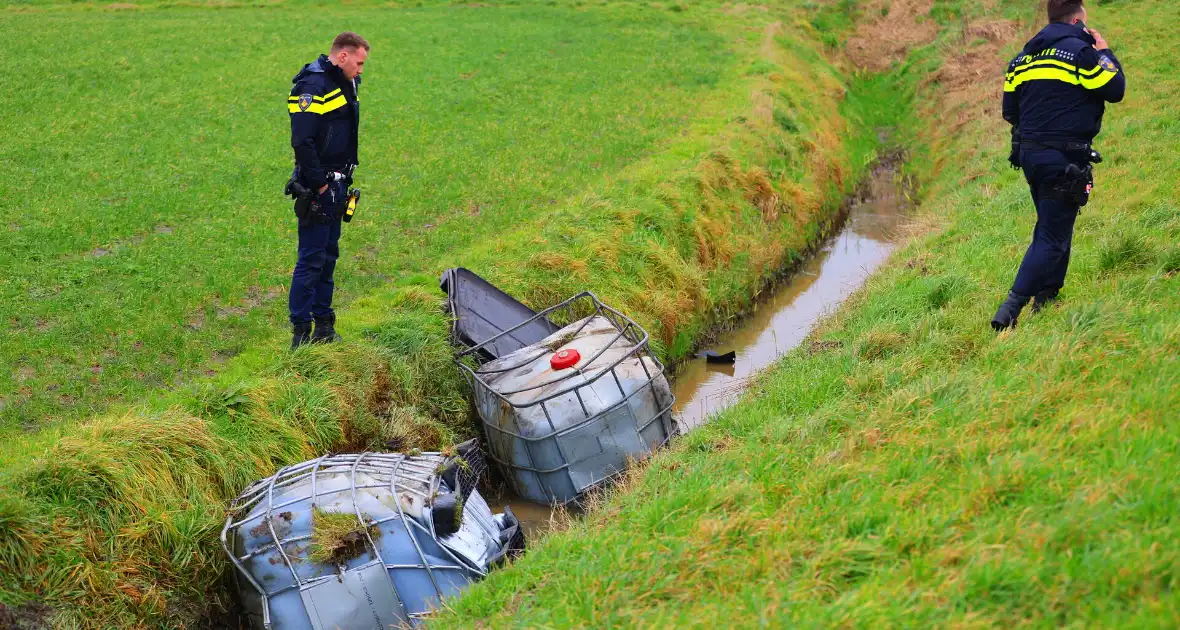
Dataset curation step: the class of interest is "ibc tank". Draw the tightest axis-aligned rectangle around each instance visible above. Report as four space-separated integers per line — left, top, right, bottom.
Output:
221 444 521 629
457 292 676 504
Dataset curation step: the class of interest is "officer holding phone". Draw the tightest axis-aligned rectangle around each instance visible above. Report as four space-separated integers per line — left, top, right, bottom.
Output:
992 0 1125 330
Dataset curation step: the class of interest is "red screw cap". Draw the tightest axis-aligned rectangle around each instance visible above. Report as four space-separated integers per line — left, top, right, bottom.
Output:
550 348 581 370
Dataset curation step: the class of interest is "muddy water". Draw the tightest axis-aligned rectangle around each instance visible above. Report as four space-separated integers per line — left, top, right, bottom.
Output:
490 160 911 533
486 487 579 541
672 161 911 429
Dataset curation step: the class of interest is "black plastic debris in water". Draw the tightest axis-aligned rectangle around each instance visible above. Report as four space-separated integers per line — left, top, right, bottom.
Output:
440 268 559 363
696 350 736 364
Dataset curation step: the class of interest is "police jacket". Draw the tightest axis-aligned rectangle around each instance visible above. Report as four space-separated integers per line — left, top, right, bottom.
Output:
288 54 361 190
1003 22 1125 144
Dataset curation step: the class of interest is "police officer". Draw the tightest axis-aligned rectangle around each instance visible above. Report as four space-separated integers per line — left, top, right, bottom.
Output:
991 0 1125 331
286 32 369 349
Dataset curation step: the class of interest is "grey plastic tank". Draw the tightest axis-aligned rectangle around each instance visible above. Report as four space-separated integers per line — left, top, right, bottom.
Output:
221 444 521 629
456 292 676 505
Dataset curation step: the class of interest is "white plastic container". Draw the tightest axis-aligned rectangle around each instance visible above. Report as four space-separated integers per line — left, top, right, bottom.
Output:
457 293 675 504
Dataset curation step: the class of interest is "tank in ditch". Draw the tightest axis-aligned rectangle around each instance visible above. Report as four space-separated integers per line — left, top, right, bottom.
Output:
455 291 676 505
221 442 522 629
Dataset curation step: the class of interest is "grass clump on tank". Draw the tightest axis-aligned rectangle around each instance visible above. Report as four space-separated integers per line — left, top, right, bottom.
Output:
309 508 382 566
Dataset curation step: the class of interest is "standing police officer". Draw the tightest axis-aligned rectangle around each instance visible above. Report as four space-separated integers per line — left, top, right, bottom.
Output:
991 0 1125 330
286 32 369 349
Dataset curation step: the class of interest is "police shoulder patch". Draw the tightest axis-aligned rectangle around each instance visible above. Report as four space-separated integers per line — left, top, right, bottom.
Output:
297 93 314 112
1098 55 1118 73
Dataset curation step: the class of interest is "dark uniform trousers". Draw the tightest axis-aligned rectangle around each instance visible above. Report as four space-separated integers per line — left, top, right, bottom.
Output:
1011 148 1083 298
289 181 347 325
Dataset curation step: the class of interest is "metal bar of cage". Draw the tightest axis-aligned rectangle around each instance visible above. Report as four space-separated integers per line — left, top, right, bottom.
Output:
457 292 614 362
481 394 676 475
471 353 672 442
460 294 652 401
221 449 499 626
389 455 445 601
468 307 602 375
464 339 663 411
454 292 591 362
464 337 660 410
264 467 302 587
490 415 680 508
454 291 677 505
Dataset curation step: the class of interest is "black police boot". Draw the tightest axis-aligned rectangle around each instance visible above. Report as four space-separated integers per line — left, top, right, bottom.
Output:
990 291 1030 331
1031 288 1060 314
311 314 342 344
291 322 313 350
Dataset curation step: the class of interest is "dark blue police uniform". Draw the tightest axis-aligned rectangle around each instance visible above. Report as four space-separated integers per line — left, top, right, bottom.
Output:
286 55 361 344
992 22 1125 330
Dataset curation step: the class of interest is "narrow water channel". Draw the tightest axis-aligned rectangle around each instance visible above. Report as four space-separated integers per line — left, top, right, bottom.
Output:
492 158 912 535
671 158 911 429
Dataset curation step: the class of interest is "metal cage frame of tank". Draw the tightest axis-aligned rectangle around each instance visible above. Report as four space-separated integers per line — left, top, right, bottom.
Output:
220 451 497 629
455 291 676 504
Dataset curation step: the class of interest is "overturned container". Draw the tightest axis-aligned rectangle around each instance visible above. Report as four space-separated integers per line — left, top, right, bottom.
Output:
440 267 560 362
455 291 676 505
221 442 522 629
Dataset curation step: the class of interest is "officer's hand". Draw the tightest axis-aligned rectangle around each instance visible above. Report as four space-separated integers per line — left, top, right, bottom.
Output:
318 184 329 194
1088 28 1110 50
317 185 337 207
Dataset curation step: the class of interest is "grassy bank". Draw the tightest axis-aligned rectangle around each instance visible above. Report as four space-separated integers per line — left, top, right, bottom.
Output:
0 1 883 626
439 0 1180 626
0 1 732 432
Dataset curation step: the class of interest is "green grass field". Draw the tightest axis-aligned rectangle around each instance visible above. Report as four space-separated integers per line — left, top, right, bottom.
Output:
438 0 1180 626
0 2 733 432
0 1 878 626
3 0 1176 626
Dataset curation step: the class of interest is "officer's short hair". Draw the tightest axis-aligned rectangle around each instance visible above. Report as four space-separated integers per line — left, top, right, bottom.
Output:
331 32 370 53
1047 0 1084 23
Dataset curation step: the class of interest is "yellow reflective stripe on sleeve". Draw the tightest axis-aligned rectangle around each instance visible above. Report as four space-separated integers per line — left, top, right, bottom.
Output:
306 90 341 103
287 95 348 115
1080 69 1117 89
289 87 341 103
316 95 347 113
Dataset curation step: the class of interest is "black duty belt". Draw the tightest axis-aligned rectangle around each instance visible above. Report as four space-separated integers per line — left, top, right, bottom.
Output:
1020 139 1091 152
1019 138 1102 165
